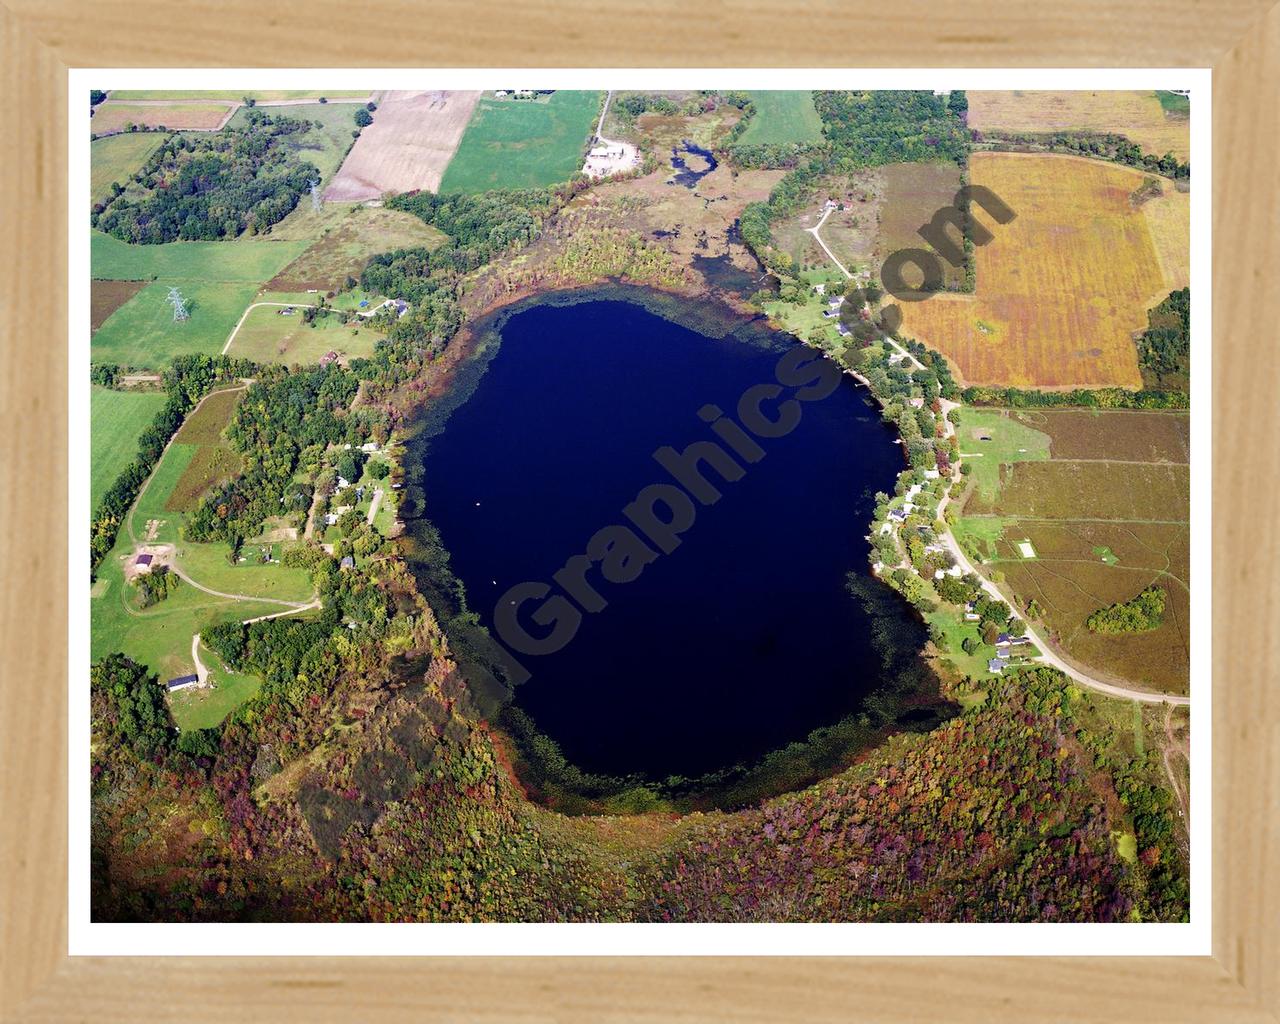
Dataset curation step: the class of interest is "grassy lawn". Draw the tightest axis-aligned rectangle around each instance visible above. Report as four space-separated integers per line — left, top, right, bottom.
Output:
926 608 1001 680
90 385 167 508
90 133 164 207
952 515 1014 563
110 90 370 102
440 90 602 192
174 541 314 603
228 306 384 365
957 408 1051 502
1155 91 1191 115
168 645 265 732
91 229 307 283
91 280 259 368
91 535 283 693
738 91 825 145
131 442 196 543
227 101 368 185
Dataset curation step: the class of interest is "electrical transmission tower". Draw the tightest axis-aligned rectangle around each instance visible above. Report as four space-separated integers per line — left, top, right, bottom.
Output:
167 287 189 322
310 179 322 213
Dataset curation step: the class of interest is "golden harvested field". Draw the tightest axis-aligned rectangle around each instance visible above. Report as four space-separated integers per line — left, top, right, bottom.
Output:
967 90 1189 162
1143 182 1191 290
91 101 237 134
323 90 481 201
898 153 1180 389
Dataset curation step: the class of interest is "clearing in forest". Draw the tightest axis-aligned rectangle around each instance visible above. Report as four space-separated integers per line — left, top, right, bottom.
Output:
967 90 1190 162
898 153 1181 389
736 92 825 146
440 91 602 193
324 91 481 201
226 305 384 366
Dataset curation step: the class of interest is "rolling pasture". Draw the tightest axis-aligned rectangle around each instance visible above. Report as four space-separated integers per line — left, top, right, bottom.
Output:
90 385 168 508
92 280 260 367
91 229 306 283
898 153 1177 389
440 90 602 192
90 133 164 207
967 90 1190 162
878 161 967 290
956 409 1190 693
90 279 146 332
324 90 481 201
737 91 825 145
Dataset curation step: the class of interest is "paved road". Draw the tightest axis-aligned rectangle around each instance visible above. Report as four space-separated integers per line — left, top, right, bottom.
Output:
809 206 1189 708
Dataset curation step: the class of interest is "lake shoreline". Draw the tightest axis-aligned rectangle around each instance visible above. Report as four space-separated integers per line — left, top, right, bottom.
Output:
393 282 957 814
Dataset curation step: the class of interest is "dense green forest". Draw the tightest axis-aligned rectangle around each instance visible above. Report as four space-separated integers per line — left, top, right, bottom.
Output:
93 112 320 243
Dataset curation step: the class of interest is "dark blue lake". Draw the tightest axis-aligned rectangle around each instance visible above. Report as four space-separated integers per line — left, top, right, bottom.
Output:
404 291 945 787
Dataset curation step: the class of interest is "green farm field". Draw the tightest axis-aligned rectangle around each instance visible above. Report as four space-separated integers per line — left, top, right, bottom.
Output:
440 90 602 192
90 386 168 509
227 306 383 365
91 280 259 368
737 91 825 145
91 229 307 283
90 133 164 207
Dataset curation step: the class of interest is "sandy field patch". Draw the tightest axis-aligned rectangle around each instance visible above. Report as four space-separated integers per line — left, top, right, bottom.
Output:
323 91 481 201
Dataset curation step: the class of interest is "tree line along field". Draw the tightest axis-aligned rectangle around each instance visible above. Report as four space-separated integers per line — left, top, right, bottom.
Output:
954 408 1190 694
736 91 825 145
91 101 238 134
897 152 1182 389
439 90 603 193
225 101 367 186
966 90 1190 163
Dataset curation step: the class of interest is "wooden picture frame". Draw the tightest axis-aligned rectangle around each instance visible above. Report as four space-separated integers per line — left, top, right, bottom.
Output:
2 2 1276 1018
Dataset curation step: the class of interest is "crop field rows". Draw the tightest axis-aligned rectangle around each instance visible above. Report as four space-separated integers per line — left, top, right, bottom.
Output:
898 152 1182 389
957 409 1190 693
323 90 481 201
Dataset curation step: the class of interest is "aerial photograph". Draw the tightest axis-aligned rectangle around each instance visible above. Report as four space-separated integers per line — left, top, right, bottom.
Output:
87 86 1192 924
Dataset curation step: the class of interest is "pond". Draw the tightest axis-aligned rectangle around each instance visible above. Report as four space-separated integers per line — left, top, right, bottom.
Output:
402 289 949 796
